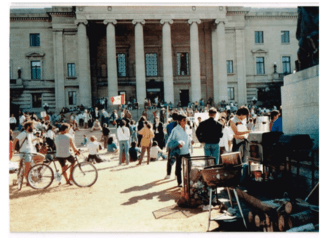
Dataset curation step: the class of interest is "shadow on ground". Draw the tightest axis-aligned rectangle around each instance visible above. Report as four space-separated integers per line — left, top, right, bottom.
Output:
121 186 181 206
9 183 82 200
121 179 176 193
152 204 206 219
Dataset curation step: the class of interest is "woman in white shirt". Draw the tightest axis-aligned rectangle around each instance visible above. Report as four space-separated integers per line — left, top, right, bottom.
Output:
87 136 102 164
10 114 17 131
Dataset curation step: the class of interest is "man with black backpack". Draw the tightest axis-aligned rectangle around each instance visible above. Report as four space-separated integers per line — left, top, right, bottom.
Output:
196 107 223 165
13 121 41 185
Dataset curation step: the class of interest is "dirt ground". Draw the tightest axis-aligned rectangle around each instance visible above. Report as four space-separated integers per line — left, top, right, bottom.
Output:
9 127 224 232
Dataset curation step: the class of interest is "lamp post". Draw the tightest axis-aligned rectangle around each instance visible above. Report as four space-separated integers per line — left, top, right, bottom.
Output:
273 62 277 74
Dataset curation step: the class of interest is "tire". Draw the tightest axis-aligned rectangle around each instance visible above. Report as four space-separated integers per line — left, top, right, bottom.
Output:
17 160 24 190
72 162 98 187
28 164 54 189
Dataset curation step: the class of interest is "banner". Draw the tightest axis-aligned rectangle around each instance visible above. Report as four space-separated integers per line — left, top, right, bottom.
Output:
110 94 125 105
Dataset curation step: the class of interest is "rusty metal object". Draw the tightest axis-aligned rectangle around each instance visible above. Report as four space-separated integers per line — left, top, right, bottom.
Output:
220 152 241 165
201 164 242 188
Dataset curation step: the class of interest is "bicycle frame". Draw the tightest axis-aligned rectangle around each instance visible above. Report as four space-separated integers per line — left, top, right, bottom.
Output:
44 153 82 177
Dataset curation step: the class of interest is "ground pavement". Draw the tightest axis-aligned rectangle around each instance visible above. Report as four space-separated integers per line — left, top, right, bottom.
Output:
9 127 227 232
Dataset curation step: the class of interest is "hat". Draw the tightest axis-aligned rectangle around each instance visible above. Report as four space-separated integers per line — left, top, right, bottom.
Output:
161 107 165 110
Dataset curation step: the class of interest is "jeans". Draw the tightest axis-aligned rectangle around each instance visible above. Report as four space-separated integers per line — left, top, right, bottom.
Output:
204 143 220 164
118 140 130 165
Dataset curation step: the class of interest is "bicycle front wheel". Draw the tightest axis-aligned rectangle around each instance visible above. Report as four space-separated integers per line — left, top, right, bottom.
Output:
28 164 54 189
72 162 98 187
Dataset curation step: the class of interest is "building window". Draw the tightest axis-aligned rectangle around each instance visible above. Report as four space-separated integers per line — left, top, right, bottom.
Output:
177 53 189 76
117 53 126 77
32 93 42 108
255 31 264 44
145 53 158 76
281 31 290 43
282 56 291 74
228 87 235 100
31 61 41 79
256 57 265 75
30 33 40 47
68 63 76 77
68 91 77 105
227 60 233 74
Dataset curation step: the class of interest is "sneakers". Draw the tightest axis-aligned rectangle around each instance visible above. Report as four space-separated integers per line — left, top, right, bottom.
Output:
178 184 182 187
164 175 170 179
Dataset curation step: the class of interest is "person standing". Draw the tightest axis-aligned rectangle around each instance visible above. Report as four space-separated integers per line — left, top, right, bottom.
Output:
137 121 154 165
153 116 165 149
196 107 223 165
116 120 130 165
83 109 89 129
102 123 111 149
12 121 40 185
165 114 193 187
94 107 100 120
54 123 80 185
137 116 146 147
10 114 17 131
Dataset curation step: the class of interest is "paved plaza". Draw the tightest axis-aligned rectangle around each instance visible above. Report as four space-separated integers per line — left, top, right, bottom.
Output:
9 127 225 232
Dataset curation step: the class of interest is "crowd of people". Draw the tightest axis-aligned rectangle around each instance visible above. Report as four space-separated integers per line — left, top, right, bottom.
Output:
10 98 283 188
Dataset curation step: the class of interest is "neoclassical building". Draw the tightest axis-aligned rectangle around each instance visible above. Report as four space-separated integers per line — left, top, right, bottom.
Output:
10 6 298 112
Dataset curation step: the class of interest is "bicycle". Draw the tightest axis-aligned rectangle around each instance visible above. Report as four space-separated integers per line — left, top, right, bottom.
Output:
27 150 98 189
17 152 43 190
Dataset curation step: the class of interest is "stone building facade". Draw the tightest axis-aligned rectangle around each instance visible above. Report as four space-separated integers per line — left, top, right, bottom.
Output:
10 6 298 113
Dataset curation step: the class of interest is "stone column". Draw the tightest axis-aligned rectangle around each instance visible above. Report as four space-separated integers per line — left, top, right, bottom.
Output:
188 19 202 102
215 18 228 102
132 19 146 106
160 19 174 104
76 20 92 107
104 20 118 102
211 25 219 103
236 28 247 105
53 30 65 112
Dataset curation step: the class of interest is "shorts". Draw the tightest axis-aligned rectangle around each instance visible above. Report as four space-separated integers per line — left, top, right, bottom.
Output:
56 155 75 167
21 153 32 163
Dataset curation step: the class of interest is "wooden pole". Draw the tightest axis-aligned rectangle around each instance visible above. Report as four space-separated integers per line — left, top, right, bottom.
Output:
287 210 316 229
235 189 278 212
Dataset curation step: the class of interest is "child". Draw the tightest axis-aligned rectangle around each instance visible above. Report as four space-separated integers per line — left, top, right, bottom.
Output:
129 141 141 162
81 135 88 146
107 136 118 153
150 141 166 161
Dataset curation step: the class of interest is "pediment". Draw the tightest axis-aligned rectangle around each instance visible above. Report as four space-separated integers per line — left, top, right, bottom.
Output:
25 52 45 58
251 49 268 54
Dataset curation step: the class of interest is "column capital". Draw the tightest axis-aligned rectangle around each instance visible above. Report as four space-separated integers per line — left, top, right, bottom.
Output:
215 18 228 25
103 19 117 25
160 19 173 25
188 19 201 25
75 19 88 26
132 19 145 25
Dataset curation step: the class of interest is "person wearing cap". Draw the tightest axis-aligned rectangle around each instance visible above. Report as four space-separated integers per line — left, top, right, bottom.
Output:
165 114 193 187
196 107 223 165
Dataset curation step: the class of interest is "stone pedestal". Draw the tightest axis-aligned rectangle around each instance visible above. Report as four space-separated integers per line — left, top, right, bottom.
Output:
281 65 319 149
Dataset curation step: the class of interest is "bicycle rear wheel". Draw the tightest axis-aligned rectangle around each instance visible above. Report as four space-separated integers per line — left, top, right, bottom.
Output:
17 160 24 190
72 162 98 187
28 164 54 189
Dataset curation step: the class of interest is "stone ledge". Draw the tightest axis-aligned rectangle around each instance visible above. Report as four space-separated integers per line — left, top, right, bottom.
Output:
284 65 319 86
